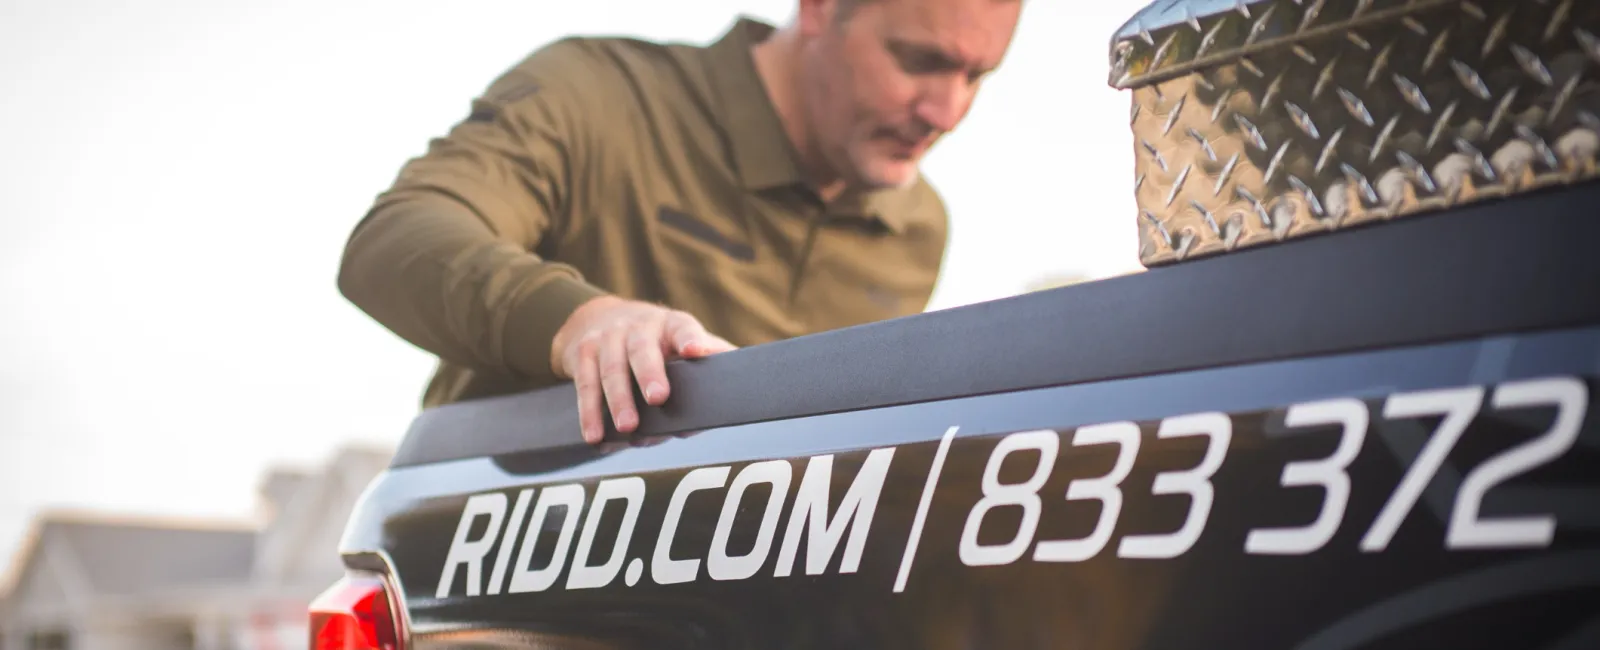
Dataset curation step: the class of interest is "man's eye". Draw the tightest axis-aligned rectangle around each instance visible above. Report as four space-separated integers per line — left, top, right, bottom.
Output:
889 42 946 74
897 52 939 73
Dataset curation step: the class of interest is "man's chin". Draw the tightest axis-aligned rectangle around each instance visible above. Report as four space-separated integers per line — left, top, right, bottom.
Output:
857 160 920 190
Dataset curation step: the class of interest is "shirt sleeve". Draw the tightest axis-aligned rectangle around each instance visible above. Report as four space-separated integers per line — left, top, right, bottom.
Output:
337 39 610 388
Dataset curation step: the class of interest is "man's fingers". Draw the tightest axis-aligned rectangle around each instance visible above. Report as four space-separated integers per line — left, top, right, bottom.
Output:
664 311 708 355
666 312 738 358
697 334 738 355
626 327 670 407
679 333 738 358
597 329 638 435
571 335 604 444
558 303 734 445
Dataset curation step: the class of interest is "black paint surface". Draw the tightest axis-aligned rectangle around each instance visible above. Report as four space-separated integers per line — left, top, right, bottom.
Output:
353 326 1600 649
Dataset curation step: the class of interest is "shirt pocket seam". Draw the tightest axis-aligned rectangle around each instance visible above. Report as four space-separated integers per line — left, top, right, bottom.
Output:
656 206 755 262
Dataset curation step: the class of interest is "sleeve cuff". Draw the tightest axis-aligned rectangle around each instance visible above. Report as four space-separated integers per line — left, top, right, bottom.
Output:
503 272 610 386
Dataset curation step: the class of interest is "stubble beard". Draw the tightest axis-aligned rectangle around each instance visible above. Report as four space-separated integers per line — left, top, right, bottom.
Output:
847 139 920 191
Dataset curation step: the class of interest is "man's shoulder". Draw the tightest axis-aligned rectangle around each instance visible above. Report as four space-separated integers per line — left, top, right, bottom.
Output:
468 32 721 150
908 175 949 215
496 33 711 103
880 175 952 239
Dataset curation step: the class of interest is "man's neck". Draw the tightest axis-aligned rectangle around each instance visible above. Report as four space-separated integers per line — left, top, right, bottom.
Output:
750 29 848 203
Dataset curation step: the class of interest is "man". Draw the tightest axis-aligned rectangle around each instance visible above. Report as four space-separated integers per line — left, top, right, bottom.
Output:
338 0 1024 444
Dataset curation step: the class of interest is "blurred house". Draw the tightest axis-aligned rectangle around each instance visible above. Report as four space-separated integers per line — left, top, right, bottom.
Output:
1023 271 1093 293
0 444 393 650
1023 268 1150 295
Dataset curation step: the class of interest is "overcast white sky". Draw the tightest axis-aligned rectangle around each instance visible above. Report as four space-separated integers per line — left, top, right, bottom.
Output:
0 0 1147 580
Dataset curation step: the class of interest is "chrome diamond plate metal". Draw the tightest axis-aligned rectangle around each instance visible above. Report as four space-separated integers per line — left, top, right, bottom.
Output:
1109 0 1455 89
1113 0 1600 266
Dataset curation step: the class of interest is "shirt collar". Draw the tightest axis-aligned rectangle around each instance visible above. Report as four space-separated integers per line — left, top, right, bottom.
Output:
828 186 923 234
700 16 925 235
702 18 803 190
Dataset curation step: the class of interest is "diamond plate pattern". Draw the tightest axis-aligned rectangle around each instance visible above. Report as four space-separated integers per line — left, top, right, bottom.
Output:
1117 0 1600 266
1110 0 1463 89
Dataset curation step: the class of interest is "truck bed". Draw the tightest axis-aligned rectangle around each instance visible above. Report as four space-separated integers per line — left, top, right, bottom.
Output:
334 180 1600 649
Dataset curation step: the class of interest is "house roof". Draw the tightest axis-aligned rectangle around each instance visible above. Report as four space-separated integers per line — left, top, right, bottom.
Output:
327 444 395 480
250 444 393 583
2 444 396 606
258 444 392 503
66 519 256 596
14 512 258 600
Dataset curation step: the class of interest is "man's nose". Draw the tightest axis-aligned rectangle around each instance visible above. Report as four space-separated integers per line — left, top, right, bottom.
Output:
914 78 972 134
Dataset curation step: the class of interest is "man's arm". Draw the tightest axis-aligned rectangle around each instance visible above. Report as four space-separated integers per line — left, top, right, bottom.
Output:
338 42 605 388
337 40 733 442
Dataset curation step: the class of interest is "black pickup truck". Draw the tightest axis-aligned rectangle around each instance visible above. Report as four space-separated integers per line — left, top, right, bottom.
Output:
309 0 1600 648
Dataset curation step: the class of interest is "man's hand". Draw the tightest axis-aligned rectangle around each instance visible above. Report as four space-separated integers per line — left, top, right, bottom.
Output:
551 296 737 444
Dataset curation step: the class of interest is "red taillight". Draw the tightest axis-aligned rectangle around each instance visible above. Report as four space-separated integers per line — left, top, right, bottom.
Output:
308 575 404 650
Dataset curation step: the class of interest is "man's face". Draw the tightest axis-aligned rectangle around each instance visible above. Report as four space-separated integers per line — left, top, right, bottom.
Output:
797 0 1022 190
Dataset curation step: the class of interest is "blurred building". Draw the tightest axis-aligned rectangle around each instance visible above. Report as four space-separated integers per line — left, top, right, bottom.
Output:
1023 268 1149 295
1024 272 1094 293
0 444 393 650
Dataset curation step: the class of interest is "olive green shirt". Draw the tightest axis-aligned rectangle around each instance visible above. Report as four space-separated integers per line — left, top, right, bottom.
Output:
338 17 950 408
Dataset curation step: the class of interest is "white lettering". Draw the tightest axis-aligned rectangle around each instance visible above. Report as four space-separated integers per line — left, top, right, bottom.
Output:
1033 421 1141 562
1118 412 1231 559
1246 398 1367 555
708 460 793 581
436 492 508 598
1450 376 1585 549
1360 387 1483 552
652 466 731 585
437 374 1591 598
566 477 648 590
507 484 585 593
894 426 959 593
774 448 896 577
959 430 1057 567
485 488 535 595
